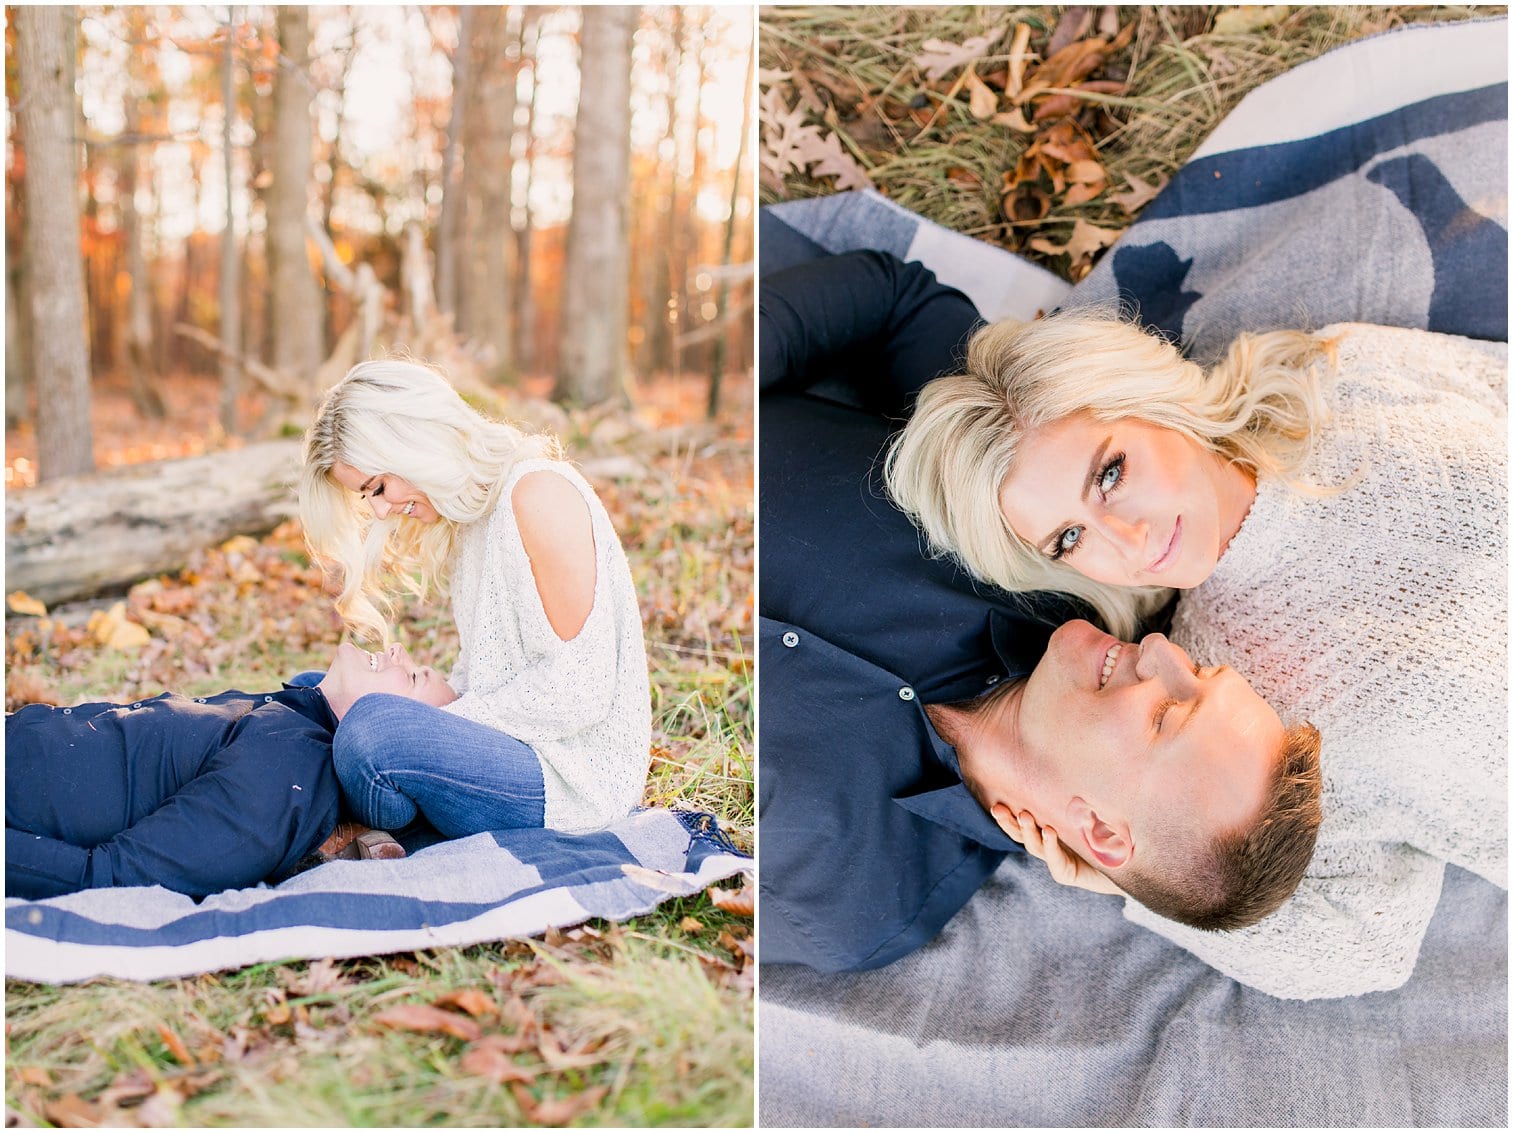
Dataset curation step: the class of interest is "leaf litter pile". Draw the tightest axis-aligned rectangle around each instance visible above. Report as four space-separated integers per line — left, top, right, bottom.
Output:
761 5 1483 279
4 371 754 1126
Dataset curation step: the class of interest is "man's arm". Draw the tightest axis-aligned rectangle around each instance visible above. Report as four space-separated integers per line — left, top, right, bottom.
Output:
759 250 983 417
6 708 340 900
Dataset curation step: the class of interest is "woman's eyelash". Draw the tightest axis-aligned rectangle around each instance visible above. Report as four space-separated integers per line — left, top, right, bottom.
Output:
1048 453 1127 561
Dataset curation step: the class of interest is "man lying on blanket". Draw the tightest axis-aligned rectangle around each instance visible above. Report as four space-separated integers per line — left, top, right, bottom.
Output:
5 642 454 900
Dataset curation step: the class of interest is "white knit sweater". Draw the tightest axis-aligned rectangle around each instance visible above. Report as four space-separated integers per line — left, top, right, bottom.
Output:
441 459 652 832
1126 323 1508 999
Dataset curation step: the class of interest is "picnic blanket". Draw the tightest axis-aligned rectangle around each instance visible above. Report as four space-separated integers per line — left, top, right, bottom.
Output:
6 808 750 984
761 15 1507 1127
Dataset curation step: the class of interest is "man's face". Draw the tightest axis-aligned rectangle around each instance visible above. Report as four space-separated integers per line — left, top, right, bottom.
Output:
993 619 1283 850
322 641 457 719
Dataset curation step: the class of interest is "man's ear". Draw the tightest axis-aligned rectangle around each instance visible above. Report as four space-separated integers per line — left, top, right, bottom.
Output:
1065 797 1132 869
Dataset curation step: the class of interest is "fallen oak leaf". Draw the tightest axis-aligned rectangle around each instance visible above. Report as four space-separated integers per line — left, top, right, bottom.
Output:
459 1039 539 1084
964 65 998 119
433 988 497 1018
7 591 47 617
509 1082 610 1127
40 1094 105 1128
1111 169 1169 214
792 128 873 191
707 881 754 917
372 1003 482 1042
912 27 1007 82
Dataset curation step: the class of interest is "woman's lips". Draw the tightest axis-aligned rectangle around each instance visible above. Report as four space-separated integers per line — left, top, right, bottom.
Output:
1146 516 1183 575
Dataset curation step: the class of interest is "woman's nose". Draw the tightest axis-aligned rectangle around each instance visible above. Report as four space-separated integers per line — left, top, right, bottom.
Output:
1095 512 1147 557
370 495 392 519
387 642 405 662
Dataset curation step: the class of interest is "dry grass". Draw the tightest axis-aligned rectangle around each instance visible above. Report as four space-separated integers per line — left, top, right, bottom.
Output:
761 5 1492 272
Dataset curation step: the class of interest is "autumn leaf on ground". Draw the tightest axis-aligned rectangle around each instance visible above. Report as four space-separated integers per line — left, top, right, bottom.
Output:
1112 170 1169 214
7 591 47 617
792 128 873 192
371 1003 483 1042
1027 218 1123 277
85 601 151 651
433 988 497 1018
460 1039 539 1084
912 27 1007 82
285 956 348 997
1046 6 1095 58
1005 23 1034 98
759 86 821 189
706 882 754 917
510 1082 610 1127
964 66 998 119
1212 5 1292 34
156 1023 195 1066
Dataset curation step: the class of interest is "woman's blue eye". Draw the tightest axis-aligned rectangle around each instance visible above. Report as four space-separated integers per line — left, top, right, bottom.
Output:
1098 454 1125 495
1054 526 1084 558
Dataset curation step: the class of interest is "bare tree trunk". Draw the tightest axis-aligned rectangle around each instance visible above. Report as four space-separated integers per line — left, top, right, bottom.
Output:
6 262 30 430
513 9 542 375
682 18 709 377
118 11 165 419
16 5 95 480
269 7 323 393
218 8 242 436
462 6 516 377
707 39 754 419
435 6 471 327
554 6 637 408
646 7 683 379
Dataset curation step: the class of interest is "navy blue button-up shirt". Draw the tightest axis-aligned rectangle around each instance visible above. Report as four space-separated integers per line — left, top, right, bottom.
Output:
759 228 1088 970
6 685 341 899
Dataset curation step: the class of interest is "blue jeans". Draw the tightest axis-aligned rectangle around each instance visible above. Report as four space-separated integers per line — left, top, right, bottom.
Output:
332 694 546 838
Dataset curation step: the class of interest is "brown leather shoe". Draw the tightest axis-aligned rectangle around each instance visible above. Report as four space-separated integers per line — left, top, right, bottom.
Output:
355 828 406 860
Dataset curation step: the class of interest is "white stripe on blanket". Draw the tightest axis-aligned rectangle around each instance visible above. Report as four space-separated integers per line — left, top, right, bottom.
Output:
7 809 750 983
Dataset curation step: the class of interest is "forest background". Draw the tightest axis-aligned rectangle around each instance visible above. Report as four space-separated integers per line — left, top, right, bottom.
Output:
5 5 754 1127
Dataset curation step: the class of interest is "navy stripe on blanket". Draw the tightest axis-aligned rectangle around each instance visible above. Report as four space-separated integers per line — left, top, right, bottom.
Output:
1144 82 1507 219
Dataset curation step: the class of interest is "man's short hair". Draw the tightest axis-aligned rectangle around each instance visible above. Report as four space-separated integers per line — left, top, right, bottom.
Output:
1121 722 1323 931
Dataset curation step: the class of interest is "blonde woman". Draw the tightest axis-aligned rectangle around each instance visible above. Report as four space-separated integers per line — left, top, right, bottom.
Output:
298 359 651 838
885 301 1506 996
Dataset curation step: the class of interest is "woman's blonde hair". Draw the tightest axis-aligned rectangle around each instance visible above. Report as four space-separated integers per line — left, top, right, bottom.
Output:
884 309 1336 639
299 357 559 644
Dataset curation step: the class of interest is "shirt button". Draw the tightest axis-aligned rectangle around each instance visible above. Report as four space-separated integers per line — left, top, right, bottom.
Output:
781 631 799 648
898 687 916 701
986 675 1001 686
264 696 274 702
131 703 142 709
195 698 206 703
62 707 72 714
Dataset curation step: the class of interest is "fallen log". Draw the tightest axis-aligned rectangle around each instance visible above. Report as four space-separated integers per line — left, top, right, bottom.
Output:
5 439 304 606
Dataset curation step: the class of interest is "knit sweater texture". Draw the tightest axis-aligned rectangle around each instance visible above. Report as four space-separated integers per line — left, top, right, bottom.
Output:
441 459 652 832
1126 323 1508 999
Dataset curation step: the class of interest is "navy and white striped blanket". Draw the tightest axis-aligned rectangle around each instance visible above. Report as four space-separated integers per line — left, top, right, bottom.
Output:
7 809 750 983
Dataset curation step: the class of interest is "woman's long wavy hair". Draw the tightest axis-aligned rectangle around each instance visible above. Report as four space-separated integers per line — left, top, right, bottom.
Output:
299 357 559 644
884 309 1337 639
